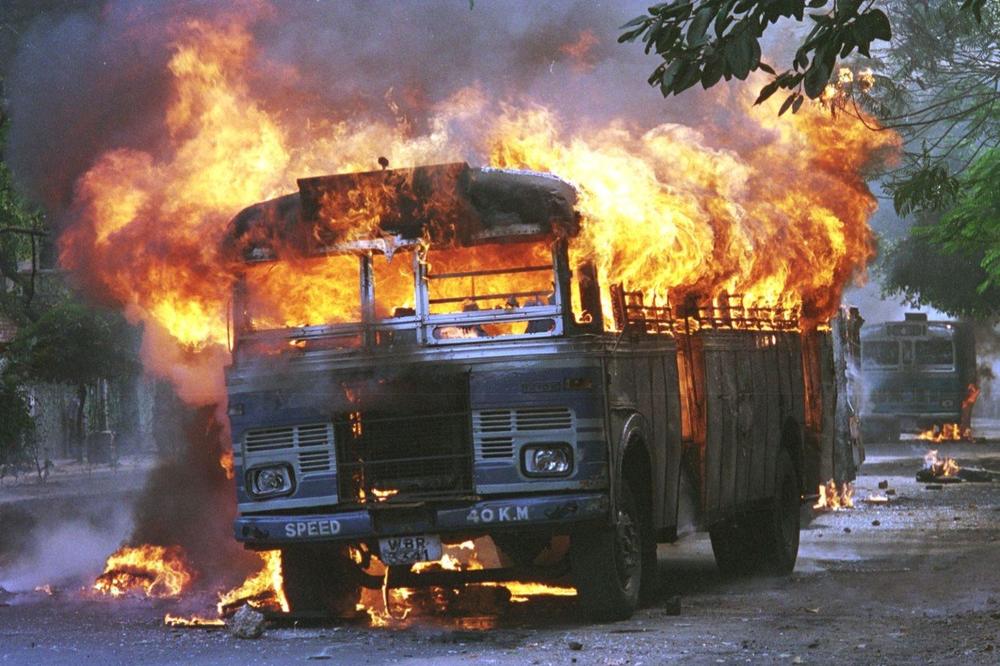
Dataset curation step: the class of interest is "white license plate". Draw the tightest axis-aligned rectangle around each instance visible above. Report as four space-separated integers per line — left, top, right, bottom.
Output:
378 534 442 567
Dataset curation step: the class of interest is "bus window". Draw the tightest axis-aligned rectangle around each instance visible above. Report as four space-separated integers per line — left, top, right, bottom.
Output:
425 241 554 315
371 252 415 319
244 255 361 330
915 339 955 367
862 341 899 368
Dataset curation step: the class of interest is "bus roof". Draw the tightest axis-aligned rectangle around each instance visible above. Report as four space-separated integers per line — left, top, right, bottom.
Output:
861 320 969 341
225 163 579 261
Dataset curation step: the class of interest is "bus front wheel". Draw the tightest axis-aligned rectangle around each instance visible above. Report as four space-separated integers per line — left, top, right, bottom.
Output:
280 545 361 617
570 483 643 621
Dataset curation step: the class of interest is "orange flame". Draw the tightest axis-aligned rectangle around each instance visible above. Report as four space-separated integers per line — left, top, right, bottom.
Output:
58 16 897 401
813 480 854 511
216 550 288 614
93 544 194 598
918 423 970 442
923 450 960 478
163 614 225 627
219 449 234 479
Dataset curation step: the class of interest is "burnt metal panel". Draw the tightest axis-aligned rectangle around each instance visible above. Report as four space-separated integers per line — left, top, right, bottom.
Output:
747 337 769 502
702 340 725 518
762 337 782 498
719 346 739 513
734 338 755 507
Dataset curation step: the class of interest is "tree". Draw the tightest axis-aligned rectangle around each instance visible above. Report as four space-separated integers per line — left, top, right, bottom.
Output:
0 373 35 481
619 1 995 214
9 302 138 460
882 147 1000 318
1 107 48 322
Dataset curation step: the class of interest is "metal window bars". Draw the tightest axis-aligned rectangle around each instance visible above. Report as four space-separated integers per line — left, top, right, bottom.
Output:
610 286 800 334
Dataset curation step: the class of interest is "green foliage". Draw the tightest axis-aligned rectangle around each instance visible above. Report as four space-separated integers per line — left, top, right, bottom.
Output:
881 148 1000 319
863 0 998 215
620 1 893 104
0 115 48 322
880 232 1000 321
9 302 138 389
920 148 1000 292
0 374 34 467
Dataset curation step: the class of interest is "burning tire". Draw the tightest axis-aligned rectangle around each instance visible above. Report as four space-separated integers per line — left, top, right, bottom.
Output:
280 545 361 617
570 484 643 621
710 448 801 576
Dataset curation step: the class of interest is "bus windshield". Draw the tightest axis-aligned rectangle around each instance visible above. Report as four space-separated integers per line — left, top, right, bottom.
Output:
915 339 954 368
237 238 563 344
862 341 899 368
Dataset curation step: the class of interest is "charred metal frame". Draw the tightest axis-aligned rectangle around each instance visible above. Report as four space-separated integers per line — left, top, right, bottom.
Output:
232 234 569 353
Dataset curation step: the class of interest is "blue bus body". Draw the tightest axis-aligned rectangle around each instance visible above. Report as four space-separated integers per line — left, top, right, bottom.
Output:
223 164 861 618
860 314 976 437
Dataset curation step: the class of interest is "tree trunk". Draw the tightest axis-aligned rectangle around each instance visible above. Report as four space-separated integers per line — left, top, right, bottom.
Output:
76 383 87 463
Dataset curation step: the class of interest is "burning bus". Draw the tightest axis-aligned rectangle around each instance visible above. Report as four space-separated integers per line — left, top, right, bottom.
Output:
223 163 862 621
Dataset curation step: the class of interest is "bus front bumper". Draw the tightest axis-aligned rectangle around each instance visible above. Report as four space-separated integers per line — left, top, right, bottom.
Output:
234 492 609 546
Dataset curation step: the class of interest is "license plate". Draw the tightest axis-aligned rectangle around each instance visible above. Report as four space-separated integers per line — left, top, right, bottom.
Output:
378 534 442 567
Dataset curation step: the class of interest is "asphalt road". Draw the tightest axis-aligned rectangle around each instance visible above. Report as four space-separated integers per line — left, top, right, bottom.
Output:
1 437 999 665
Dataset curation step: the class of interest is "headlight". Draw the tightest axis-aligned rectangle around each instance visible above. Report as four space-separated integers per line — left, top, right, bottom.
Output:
247 464 294 498
522 444 573 477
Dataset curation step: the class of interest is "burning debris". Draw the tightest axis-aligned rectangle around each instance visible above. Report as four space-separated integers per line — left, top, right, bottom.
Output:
921 450 961 480
216 550 288 616
917 424 972 443
93 545 193 599
916 451 997 484
812 480 854 511
163 614 225 628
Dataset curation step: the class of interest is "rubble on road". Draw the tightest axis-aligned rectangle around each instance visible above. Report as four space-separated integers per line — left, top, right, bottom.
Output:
227 604 266 639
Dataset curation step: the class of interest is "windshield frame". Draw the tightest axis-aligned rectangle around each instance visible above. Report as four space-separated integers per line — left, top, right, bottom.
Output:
233 235 567 352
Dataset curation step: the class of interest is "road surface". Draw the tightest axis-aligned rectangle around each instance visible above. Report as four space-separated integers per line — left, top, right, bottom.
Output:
1 438 998 665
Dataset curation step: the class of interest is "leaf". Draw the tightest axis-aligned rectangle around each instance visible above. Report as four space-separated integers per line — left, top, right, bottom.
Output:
860 9 892 42
792 94 805 113
620 15 649 29
714 1 735 38
674 60 703 93
725 29 754 79
754 79 781 105
803 61 831 98
658 59 684 94
779 91 797 115
794 49 809 70
701 56 725 88
687 6 713 45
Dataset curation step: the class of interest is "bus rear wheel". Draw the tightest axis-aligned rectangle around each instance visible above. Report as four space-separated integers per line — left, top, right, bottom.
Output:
710 449 801 576
570 484 642 621
280 545 361 617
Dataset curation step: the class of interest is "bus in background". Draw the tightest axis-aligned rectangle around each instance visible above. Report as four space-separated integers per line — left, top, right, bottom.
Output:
860 313 977 441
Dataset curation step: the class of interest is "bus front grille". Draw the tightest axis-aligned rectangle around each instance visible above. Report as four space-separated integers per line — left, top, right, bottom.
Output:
334 410 473 502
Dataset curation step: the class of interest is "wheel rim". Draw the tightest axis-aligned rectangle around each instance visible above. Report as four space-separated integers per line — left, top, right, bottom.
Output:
614 508 641 586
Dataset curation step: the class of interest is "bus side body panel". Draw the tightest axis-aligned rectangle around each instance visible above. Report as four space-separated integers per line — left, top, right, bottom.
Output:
686 331 807 526
603 340 683 541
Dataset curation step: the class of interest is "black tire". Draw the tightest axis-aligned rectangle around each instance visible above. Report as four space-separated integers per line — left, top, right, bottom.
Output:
710 449 801 576
570 484 643 621
280 545 361 617
756 448 801 573
709 518 758 576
